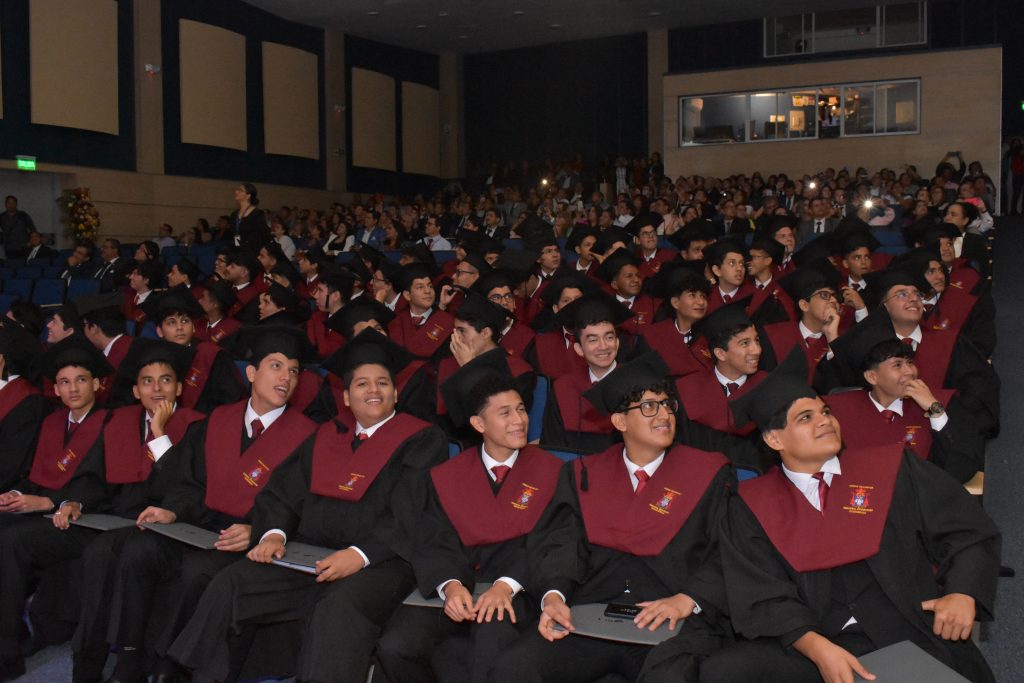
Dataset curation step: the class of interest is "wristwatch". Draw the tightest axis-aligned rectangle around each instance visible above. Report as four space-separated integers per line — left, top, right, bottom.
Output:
925 401 945 418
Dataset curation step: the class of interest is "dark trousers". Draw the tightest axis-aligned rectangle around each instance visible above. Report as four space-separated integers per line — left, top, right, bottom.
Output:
0 516 96 660
169 557 415 683
699 633 875 682
376 598 525 683
489 621 650 683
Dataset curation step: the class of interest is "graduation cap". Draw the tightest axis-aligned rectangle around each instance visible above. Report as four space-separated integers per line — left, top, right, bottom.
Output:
204 280 237 312
728 347 815 433
865 266 922 303
319 266 359 299
706 235 748 266
297 247 325 267
342 258 373 288
920 222 960 245
376 257 402 284
260 240 287 263
763 215 799 238
838 228 882 256
270 260 300 288
553 290 634 334
0 324 41 375
74 292 125 324
582 352 670 416
439 347 514 428
263 281 302 312
353 243 385 270
477 235 506 257
890 246 943 289
540 271 598 307
778 259 839 302
595 249 640 283
593 229 632 256
396 263 436 293
694 301 754 346
460 250 493 277
473 271 515 297
748 233 785 265
171 256 201 283
519 214 556 247
828 313 903 386
667 223 712 251
224 325 315 365
321 328 412 381
565 225 599 252
644 259 709 299
402 243 439 269
225 249 261 278
456 290 509 335
623 212 663 236
32 335 114 382
131 259 164 286
326 299 396 339
493 249 541 280
141 286 204 325
115 337 192 385
905 215 940 246
792 235 838 268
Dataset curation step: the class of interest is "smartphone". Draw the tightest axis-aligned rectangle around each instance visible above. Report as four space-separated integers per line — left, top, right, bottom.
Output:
604 603 642 619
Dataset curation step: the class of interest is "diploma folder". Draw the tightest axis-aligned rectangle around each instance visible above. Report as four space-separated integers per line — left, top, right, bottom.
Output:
854 641 969 683
139 522 219 550
553 603 675 646
43 513 136 531
403 582 494 608
270 542 335 574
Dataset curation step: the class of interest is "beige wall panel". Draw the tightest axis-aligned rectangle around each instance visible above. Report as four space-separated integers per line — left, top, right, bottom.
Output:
351 68 396 171
662 48 1002 186
179 20 247 151
134 0 163 173
401 82 440 177
324 31 346 192
263 42 320 159
30 0 119 134
439 53 463 179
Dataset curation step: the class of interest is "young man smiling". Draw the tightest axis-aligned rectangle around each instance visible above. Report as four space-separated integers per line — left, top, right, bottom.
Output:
641 262 713 380
388 263 455 361
702 350 1000 683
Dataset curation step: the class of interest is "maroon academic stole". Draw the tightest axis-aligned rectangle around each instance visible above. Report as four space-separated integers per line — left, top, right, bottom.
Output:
402 310 455 359
0 377 38 423
288 369 323 412
103 404 205 484
575 445 727 557
179 342 221 410
739 444 903 572
555 368 613 434
28 409 109 490
913 327 958 391
678 370 765 436
207 318 240 345
431 446 562 547
309 413 429 501
203 402 316 518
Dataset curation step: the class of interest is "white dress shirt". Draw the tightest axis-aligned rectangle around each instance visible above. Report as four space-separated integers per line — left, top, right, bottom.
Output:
894 325 923 351
867 393 947 431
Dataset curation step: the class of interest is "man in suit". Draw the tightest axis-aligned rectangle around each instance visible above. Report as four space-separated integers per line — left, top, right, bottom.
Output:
0 196 35 260
58 243 94 282
482 208 511 242
24 231 55 263
354 211 386 249
797 198 839 244
92 239 133 293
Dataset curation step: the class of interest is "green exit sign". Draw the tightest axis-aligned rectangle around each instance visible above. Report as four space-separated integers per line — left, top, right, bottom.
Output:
16 155 36 171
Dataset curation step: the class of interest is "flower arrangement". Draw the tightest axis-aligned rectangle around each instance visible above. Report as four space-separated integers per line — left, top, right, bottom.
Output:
58 187 100 243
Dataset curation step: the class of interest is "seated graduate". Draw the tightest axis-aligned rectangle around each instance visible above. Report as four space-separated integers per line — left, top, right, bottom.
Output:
474 270 536 360
701 348 1001 683
491 354 734 683
918 223 982 296
167 329 448 683
705 237 755 313
256 282 310 328
122 260 163 331
825 311 986 484
565 225 599 277
193 280 241 345
540 291 632 455
436 249 492 318
376 357 564 683
387 263 456 361
71 339 206 682
222 249 265 324
0 338 113 680
595 249 657 337
307 268 358 360
0 324 49 492
640 261 713 380
76 293 133 405
630 212 678 281
97 326 318 683
165 255 205 303
523 272 596 381
520 233 569 325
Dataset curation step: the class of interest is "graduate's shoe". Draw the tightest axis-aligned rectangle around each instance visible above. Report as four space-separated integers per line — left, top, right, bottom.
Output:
150 656 185 683
103 648 146 683
0 656 26 683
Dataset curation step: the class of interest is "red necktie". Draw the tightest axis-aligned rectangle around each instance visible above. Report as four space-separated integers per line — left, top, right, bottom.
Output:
410 315 424 327
804 335 828 359
491 465 511 485
812 472 829 513
880 409 897 423
725 382 740 396
67 420 79 437
722 294 733 303
900 337 915 348
563 332 574 348
250 418 264 438
634 470 650 495
756 283 765 290
923 303 935 314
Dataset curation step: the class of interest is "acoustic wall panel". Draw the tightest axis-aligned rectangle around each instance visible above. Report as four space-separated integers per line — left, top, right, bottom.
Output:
350 67 395 171
178 19 246 151
401 81 440 177
30 0 119 134
262 41 319 159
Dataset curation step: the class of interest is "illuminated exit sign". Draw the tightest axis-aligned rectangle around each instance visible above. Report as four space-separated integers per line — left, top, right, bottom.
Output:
16 155 36 171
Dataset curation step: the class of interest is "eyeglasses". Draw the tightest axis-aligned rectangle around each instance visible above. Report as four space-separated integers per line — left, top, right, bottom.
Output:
806 290 836 302
622 398 678 417
454 269 477 278
488 293 515 302
884 289 923 303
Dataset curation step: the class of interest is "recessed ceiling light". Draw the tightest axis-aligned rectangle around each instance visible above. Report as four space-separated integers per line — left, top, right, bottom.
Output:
549 23 562 28
438 11 449 17
416 24 427 29
649 10 662 16
367 10 379 16
458 34 468 39
513 10 525 15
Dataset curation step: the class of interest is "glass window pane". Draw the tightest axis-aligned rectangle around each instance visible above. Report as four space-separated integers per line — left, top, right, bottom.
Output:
681 95 747 145
877 81 919 133
844 85 876 136
749 92 781 141
814 7 878 53
768 14 807 56
817 87 842 138
783 91 818 139
883 2 924 46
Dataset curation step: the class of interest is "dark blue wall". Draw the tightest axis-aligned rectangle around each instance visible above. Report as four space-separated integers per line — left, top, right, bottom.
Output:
463 33 648 169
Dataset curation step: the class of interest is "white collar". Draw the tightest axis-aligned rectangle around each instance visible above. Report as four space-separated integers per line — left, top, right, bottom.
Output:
922 294 939 306
501 320 514 337
410 307 432 322
135 289 152 303
896 325 923 347
621 449 666 492
798 320 822 339
102 334 124 357
67 409 89 426
644 249 658 262
674 319 692 337
848 275 865 288
244 400 288 437
714 367 748 392
576 260 591 272
867 392 903 416
356 410 397 438
781 456 842 511
0 374 20 392
718 285 739 299
481 444 520 481
235 282 250 291
754 275 772 287
616 294 635 306
588 360 617 384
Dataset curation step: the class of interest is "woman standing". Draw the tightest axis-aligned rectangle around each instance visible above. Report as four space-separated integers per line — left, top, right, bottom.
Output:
231 182 269 249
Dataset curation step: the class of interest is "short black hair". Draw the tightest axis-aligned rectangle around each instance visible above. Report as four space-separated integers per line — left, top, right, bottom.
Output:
667 271 710 299
612 379 675 414
8 301 44 337
89 317 124 338
341 362 395 389
467 373 520 418
455 311 503 344
764 399 798 433
708 322 755 354
571 315 618 340
862 339 914 387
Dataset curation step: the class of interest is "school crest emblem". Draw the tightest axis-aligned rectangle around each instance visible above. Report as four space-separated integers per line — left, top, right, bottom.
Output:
511 483 539 511
426 323 445 342
243 459 271 487
649 487 680 516
185 365 202 388
843 484 874 515
339 472 365 492
904 425 921 446
57 449 77 472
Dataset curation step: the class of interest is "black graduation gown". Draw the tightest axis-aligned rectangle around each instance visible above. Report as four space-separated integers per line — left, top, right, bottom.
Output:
539 367 616 455
715 450 999 682
0 383 50 492
186 343 246 413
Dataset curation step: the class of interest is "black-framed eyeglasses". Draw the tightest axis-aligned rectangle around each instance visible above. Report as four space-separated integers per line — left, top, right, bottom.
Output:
622 398 678 417
488 293 515 302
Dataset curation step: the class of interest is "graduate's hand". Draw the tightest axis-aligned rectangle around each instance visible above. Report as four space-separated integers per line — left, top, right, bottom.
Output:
315 548 363 583
449 331 476 367
215 524 251 552
904 379 938 412
149 399 174 438
795 631 875 683
841 286 865 311
633 593 695 632
475 581 516 624
0 493 53 514
136 506 176 526
247 533 286 563
922 593 975 640
822 304 842 343
52 501 82 530
538 594 574 642
438 284 458 311
443 582 477 623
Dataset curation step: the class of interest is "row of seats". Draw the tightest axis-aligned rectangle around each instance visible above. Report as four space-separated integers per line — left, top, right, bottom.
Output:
0 279 100 309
